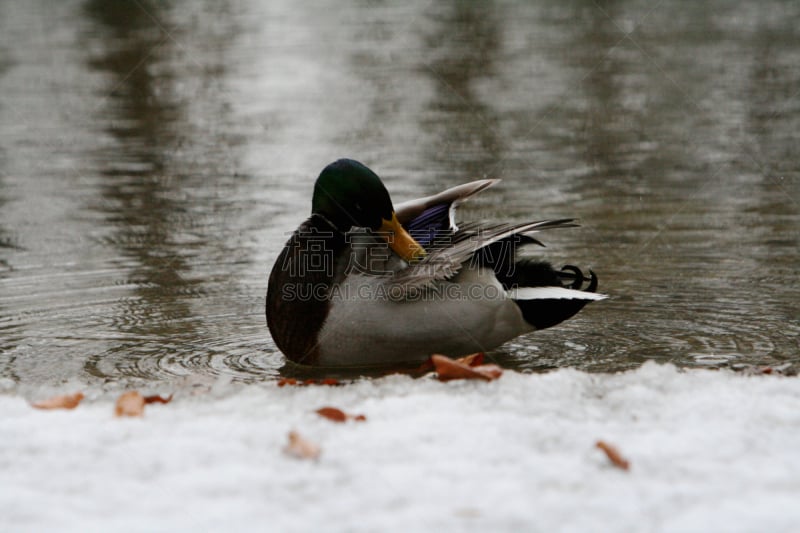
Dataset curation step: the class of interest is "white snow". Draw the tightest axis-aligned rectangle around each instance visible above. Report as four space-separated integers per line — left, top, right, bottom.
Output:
2 362 800 533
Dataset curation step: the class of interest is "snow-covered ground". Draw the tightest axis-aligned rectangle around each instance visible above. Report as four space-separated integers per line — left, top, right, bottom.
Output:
3 362 800 533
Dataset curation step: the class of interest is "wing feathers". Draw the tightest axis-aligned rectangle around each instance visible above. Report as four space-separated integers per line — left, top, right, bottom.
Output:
388 218 578 295
508 286 607 301
395 179 499 225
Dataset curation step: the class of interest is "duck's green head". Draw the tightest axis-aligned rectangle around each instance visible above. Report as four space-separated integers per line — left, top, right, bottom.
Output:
312 159 426 262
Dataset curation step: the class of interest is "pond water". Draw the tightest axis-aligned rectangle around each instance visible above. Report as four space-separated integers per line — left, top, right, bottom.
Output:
0 0 797 387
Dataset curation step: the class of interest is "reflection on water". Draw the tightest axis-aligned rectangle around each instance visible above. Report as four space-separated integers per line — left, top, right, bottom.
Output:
81 0 206 381
0 0 797 386
420 3 503 177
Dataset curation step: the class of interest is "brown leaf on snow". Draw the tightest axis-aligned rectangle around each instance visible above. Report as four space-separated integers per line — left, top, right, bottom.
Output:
284 431 321 460
143 394 173 405
412 359 435 375
431 354 503 382
115 391 146 417
32 392 85 410
731 363 796 376
456 352 486 367
402 352 489 379
596 440 630 471
316 407 347 422
471 364 503 379
315 406 367 423
303 378 341 386
278 377 341 387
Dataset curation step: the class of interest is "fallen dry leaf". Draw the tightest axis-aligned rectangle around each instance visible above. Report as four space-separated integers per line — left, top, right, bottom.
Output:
596 440 630 471
32 392 84 410
284 431 321 460
471 364 503 379
412 359 435 375
316 407 347 422
143 394 173 405
115 391 145 417
431 354 503 382
315 406 367 423
303 378 341 386
457 352 486 367
278 377 341 387
731 363 796 376
413 352 485 376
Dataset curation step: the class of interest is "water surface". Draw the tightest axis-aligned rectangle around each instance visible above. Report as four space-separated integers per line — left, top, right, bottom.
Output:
0 0 797 386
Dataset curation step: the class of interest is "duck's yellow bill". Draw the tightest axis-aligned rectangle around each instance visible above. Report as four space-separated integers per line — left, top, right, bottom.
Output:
379 212 426 262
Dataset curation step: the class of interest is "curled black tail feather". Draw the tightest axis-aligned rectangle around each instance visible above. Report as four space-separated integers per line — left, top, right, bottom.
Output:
557 264 598 292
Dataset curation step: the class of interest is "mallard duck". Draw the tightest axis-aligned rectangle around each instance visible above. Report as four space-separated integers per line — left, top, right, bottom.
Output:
266 159 605 366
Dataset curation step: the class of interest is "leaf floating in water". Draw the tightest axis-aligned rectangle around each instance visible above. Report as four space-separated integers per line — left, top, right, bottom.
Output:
596 440 630 471
115 391 146 417
32 392 84 410
315 406 367 423
143 394 173 405
431 354 503 382
284 431 321 460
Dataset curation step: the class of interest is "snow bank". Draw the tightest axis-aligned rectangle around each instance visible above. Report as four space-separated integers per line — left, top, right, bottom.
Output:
2 362 800 533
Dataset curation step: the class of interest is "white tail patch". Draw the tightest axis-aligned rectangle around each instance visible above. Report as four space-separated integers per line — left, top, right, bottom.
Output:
507 286 608 301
